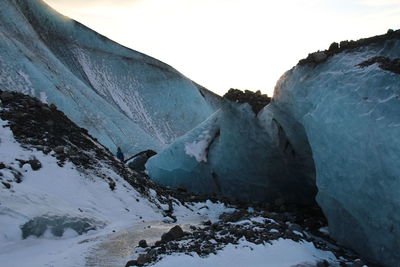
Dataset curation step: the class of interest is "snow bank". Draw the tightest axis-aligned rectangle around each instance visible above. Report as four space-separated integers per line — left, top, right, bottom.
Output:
151 238 338 267
0 118 163 265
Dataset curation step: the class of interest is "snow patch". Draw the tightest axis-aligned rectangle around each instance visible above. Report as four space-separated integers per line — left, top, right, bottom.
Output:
39 91 48 104
150 238 338 267
184 130 211 163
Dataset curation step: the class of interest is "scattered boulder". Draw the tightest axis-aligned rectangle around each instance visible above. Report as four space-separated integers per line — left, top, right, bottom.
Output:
125 260 137 267
136 254 151 266
328 42 339 52
311 51 327 63
161 225 184 242
28 158 42 171
53 146 65 154
2 182 11 189
203 220 212 226
138 239 148 248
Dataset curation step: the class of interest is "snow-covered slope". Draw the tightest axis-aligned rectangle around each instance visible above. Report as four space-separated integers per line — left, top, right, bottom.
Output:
0 0 216 156
273 31 400 266
0 90 168 265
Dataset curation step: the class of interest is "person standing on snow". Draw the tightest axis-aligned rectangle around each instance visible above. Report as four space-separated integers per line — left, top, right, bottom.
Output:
116 147 124 162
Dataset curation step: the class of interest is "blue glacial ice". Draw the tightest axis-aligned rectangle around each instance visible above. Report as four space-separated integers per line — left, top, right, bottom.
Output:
0 0 216 155
146 100 317 204
273 38 400 266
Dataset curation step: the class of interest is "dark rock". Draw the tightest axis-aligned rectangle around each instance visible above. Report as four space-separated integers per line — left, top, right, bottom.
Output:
138 239 148 248
311 51 327 63
29 158 42 171
12 170 22 183
108 179 116 191
350 259 365 267
203 220 212 226
41 106 51 113
147 248 158 259
161 225 184 242
125 260 137 267
49 103 57 110
0 163 5 169
316 260 330 267
53 146 65 154
0 91 13 103
177 186 187 193
223 89 271 114
2 182 11 189
340 40 349 49
136 254 150 266
357 56 400 75
328 42 339 51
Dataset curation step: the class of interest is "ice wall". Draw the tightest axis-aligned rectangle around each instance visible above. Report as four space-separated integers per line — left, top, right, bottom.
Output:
273 36 400 266
0 0 216 155
146 100 317 204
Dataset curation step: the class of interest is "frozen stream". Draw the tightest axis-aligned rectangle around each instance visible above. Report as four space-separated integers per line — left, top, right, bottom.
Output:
84 220 201 267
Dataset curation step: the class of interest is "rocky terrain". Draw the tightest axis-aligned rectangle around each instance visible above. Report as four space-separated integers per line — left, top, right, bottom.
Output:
298 29 400 66
223 88 271 114
125 205 377 267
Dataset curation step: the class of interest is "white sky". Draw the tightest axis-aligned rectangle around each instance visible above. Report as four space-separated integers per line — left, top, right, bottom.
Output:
44 0 400 96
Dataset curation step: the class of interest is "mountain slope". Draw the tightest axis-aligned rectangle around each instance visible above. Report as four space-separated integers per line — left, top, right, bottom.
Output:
0 0 217 156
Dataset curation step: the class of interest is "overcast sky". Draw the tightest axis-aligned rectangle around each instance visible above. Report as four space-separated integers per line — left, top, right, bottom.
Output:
44 0 400 96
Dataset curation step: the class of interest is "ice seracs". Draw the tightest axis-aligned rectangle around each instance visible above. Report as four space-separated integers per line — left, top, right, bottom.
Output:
146 99 317 205
273 33 400 266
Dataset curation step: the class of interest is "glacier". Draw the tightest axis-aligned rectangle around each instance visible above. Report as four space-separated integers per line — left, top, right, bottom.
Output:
273 35 400 266
2 0 400 265
0 0 217 155
146 99 317 205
